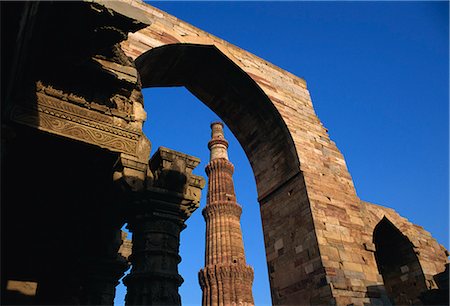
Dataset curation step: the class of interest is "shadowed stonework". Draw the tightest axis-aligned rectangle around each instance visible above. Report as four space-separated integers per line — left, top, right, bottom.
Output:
2 1 447 306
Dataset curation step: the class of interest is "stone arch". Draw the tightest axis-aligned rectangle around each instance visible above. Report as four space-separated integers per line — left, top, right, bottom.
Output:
365 207 418 246
135 43 301 198
364 202 448 285
4 2 448 305
121 3 448 304
373 216 427 305
134 43 326 304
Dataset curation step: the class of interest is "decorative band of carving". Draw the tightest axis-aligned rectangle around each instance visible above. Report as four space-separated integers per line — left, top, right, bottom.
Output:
205 158 234 175
37 81 134 122
11 105 138 155
202 202 242 219
37 104 140 140
199 264 254 285
36 92 142 135
208 138 229 149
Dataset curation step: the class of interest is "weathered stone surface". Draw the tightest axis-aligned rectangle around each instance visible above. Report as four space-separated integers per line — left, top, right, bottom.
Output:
118 2 448 305
3 1 447 305
199 123 254 306
124 147 205 306
8 1 152 161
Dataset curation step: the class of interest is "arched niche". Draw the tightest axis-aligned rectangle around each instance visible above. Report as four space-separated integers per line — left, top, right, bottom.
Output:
135 43 301 199
373 217 427 305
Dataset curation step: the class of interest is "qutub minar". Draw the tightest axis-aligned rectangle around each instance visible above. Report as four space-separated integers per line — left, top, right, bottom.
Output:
198 122 255 306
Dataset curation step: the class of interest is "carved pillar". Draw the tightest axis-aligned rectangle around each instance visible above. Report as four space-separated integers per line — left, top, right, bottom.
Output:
122 147 205 306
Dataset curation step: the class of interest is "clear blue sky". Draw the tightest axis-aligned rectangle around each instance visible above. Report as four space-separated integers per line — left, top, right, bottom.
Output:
116 2 449 305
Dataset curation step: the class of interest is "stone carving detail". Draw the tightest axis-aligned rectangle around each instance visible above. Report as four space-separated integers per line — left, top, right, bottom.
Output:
122 147 205 306
11 103 138 155
3 1 448 305
202 202 242 219
199 122 255 306
8 1 151 160
34 82 141 129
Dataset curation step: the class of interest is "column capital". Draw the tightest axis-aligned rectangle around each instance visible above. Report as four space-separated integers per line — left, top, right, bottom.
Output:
115 147 206 219
146 147 205 219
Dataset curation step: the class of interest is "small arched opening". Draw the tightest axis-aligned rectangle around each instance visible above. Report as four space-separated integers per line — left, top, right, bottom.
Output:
373 217 427 305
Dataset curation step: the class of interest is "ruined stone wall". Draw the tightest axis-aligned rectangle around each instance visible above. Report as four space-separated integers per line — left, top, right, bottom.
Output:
363 201 448 286
119 1 448 304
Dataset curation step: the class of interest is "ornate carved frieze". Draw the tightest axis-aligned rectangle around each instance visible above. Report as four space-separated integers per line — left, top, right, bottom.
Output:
10 91 141 155
7 1 152 160
35 81 138 123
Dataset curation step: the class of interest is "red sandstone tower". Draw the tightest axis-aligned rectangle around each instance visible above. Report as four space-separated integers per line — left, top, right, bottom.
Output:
198 122 254 306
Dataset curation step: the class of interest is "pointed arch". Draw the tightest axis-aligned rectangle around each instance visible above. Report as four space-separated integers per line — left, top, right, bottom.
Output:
135 43 301 199
373 217 427 305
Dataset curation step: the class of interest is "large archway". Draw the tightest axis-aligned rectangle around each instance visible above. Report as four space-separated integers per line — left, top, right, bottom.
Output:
136 43 301 199
3 2 448 305
373 217 427 305
114 86 273 305
135 43 323 304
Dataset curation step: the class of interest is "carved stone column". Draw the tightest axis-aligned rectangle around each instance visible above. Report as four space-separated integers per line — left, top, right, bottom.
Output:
123 147 205 306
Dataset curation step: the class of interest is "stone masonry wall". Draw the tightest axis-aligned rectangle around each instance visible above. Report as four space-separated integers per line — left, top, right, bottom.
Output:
363 201 449 288
118 1 448 304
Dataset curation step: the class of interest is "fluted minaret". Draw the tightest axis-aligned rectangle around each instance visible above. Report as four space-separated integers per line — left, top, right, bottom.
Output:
198 122 254 306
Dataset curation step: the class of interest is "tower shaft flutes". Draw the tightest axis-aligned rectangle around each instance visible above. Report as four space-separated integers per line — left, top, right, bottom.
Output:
199 122 254 306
